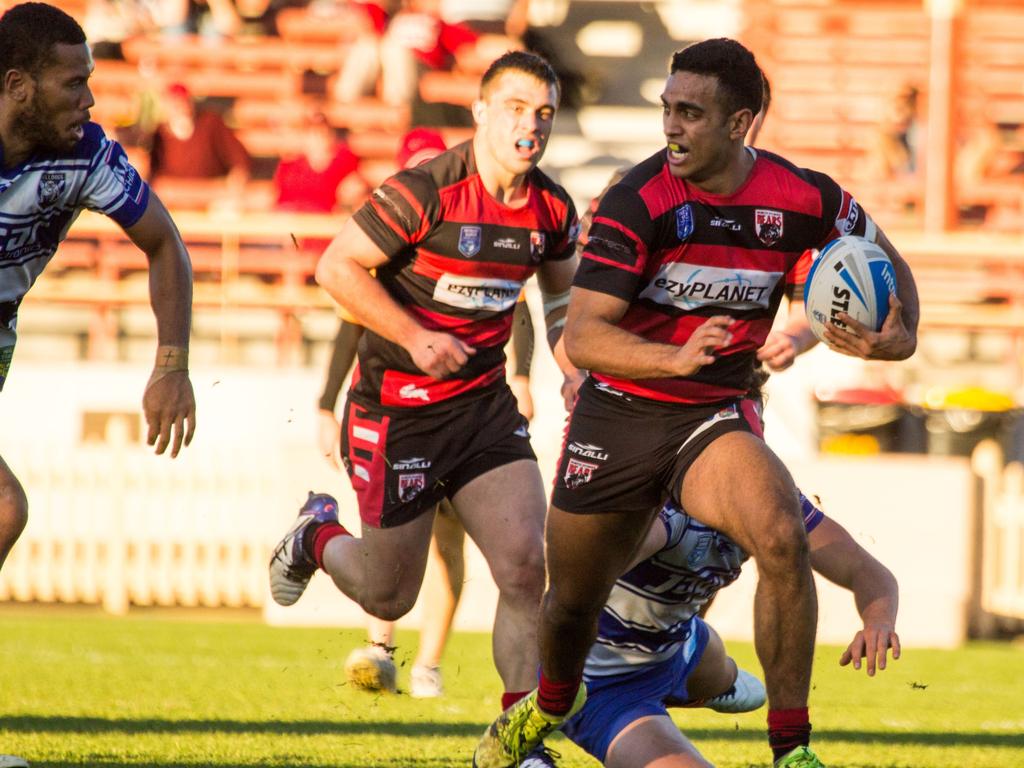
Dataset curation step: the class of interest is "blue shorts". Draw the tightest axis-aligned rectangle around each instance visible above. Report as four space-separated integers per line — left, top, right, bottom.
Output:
562 617 710 763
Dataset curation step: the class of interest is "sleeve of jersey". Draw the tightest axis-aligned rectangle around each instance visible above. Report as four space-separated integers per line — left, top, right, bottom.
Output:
573 184 651 301
351 170 438 260
80 132 150 228
799 491 825 534
784 249 814 302
811 170 877 248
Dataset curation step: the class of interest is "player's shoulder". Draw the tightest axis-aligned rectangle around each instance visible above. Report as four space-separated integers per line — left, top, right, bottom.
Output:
754 148 838 189
75 122 114 159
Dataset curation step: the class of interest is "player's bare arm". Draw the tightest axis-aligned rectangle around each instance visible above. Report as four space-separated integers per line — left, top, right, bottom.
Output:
826 227 919 361
757 298 817 372
807 516 900 676
316 219 475 379
535 255 586 406
564 286 733 379
124 192 196 458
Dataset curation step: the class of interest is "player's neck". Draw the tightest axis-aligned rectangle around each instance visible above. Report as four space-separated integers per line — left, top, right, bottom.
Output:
473 136 530 208
688 144 756 197
0 117 34 170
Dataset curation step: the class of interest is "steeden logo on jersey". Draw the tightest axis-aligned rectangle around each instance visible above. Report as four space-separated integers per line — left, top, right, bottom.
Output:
640 263 782 311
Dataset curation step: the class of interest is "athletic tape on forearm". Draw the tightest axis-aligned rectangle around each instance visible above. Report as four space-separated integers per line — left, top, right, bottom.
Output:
147 345 189 388
541 289 571 348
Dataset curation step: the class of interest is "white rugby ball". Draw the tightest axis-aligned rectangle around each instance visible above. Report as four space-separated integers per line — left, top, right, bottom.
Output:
804 235 896 344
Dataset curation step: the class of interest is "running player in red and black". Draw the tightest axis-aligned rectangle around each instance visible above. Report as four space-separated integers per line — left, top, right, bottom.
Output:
270 51 581 764
475 39 920 768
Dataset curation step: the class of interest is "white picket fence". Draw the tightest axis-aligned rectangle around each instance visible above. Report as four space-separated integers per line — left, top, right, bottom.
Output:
0 440 287 612
974 443 1024 620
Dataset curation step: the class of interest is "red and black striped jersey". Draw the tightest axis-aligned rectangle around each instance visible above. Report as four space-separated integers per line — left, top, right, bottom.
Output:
351 140 578 411
576 148 873 404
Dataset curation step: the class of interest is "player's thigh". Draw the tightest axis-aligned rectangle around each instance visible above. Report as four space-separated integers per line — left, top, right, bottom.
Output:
606 715 714 768
355 511 437 603
679 431 802 556
450 458 546 584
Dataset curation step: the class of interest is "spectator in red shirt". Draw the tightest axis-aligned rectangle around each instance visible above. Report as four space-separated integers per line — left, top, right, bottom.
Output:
148 82 252 201
273 110 368 213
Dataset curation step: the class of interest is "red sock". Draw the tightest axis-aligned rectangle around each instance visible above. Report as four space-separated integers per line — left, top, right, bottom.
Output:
767 707 811 761
536 673 581 717
311 522 349 570
501 690 529 711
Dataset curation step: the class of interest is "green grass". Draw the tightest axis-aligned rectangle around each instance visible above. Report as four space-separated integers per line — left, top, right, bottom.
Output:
1 606 1023 767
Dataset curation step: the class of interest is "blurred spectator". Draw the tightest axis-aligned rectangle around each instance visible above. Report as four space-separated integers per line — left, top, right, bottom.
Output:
956 118 1024 230
333 0 478 112
273 110 368 213
441 0 528 38
868 83 921 179
148 82 252 201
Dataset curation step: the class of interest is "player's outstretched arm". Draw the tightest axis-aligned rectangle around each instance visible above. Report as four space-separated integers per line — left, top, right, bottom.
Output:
826 227 919 361
316 219 475 379
123 192 196 457
807 516 900 676
564 287 733 379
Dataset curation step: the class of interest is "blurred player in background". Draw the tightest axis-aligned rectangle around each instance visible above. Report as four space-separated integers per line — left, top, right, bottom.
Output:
271 52 583 765
0 4 196 765
476 38 919 768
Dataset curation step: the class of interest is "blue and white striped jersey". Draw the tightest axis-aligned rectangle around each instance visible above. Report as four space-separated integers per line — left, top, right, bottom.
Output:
0 122 149 385
585 494 824 678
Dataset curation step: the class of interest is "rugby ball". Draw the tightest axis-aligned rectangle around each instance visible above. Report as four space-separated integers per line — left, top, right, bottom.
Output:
804 235 896 344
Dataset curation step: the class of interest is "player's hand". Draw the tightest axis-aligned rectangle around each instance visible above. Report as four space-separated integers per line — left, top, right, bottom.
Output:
560 368 587 411
408 330 476 378
839 621 901 676
317 408 342 470
674 316 733 376
143 370 196 458
756 331 800 371
826 294 915 361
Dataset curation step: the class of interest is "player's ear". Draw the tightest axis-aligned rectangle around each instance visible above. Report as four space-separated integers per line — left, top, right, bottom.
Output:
472 99 487 126
4 68 32 102
729 108 753 141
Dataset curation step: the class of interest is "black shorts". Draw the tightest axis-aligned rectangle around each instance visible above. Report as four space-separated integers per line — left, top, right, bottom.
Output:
552 378 763 515
341 385 536 528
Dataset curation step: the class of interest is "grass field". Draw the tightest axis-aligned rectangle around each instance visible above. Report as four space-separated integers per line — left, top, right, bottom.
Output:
1 606 1023 767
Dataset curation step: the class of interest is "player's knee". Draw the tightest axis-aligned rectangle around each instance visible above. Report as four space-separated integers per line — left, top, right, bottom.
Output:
0 475 29 542
489 545 545 604
750 507 809 576
360 593 416 622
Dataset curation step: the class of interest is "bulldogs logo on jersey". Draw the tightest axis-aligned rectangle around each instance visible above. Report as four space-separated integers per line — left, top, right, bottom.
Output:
676 204 694 241
37 172 66 208
458 225 482 257
754 209 783 246
529 231 546 263
398 472 426 502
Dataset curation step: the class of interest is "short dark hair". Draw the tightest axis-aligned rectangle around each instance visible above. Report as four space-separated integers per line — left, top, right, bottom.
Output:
0 2 86 84
480 50 560 102
670 38 763 117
